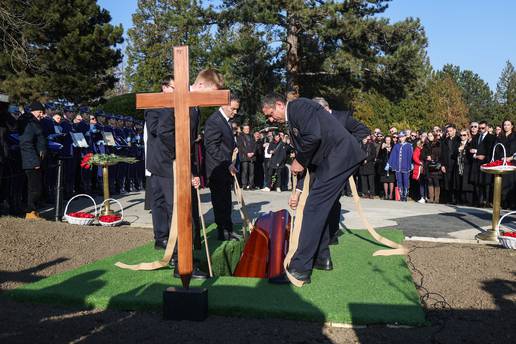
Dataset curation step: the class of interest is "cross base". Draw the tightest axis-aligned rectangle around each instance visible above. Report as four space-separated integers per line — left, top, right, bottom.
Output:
163 287 208 321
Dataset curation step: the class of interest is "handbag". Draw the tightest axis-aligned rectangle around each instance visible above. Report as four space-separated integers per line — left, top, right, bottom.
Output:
428 160 441 171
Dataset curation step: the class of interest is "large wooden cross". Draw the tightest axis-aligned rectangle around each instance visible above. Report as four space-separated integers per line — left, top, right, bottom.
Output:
136 46 229 288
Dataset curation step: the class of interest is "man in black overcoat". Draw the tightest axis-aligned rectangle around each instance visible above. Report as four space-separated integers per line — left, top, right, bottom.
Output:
236 123 256 189
439 125 461 203
262 94 366 284
18 101 47 220
204 95 240 241
472 121 496 206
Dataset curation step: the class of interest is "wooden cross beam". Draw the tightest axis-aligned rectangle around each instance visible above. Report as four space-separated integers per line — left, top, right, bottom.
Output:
136 46 229 288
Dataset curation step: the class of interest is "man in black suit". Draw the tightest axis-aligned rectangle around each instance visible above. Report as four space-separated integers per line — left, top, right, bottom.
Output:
204 95 240 241
236 123 256 189
312 97 370 245
145 75 177 249
472 120 496 206
439 124 461 204
145 70 224 279
262 94 366 284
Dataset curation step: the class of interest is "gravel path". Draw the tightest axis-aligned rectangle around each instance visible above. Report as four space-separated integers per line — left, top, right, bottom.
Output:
0 218 514 343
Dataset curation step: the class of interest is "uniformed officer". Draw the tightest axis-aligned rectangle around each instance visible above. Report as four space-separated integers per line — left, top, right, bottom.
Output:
262 94 366 284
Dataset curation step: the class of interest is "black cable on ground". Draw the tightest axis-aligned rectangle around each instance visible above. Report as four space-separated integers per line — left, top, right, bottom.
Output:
407 245 452 344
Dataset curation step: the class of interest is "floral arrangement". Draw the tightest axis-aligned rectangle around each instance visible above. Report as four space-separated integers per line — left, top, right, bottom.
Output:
99 215 122 223
80 153 138 169
500 230 516 238
481 159 513 168
67 211 95 219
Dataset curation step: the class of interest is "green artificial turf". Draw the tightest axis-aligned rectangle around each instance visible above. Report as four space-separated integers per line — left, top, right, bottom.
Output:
6 227 426 325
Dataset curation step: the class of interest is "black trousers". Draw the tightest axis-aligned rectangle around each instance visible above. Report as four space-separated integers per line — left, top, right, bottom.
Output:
290 167 355 272
191 186 202 248
240 161 254 188
149 174 173 242
327 199 341 240
25 169 42 212
360 174 375 195
209 169 233 235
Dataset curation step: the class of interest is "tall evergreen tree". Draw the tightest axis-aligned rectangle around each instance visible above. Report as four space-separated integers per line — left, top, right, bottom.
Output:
495 60 516 105
0 0 123 104
493 60 516 123
125 0 215 92
218 0 429 107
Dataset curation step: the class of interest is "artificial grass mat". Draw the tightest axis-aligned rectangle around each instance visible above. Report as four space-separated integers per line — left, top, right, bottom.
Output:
7 227 425 325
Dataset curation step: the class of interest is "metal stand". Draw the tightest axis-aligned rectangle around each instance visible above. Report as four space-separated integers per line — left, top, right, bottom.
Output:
476 174 502 241
55 158 64 221
101 164 113 215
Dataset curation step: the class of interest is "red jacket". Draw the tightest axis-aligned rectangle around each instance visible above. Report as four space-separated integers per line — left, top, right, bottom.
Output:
412 146 423 180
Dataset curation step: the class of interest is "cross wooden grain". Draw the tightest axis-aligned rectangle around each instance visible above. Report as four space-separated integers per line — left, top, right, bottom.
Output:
136 46 229 288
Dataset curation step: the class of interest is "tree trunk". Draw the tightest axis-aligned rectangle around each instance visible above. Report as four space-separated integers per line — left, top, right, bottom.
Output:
286 20 300 93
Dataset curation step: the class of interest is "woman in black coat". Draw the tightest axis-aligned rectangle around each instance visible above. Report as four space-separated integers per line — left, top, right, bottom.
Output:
496 120 516 209
358 136 377 198
377 136 395 200
453 129 474 205
424 132 442 203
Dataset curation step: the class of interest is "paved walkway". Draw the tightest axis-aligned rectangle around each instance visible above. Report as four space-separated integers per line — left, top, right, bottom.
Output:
61 188 516 243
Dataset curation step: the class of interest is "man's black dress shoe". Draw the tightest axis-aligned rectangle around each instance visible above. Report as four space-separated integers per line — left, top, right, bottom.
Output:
268 268 311 284
173 266 209 280
154 239 168 250
313 257 333 271
329 235 339 245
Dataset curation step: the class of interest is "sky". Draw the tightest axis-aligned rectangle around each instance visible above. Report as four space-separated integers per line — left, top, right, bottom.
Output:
97 0 516 91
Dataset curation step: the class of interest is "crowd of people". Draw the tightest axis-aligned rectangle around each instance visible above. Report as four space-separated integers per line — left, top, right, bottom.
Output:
0 96 145 220
1 91 515 222
221 118 516 210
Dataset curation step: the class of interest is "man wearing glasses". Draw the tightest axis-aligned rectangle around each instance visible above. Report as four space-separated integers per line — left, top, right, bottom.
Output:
471 121 496 207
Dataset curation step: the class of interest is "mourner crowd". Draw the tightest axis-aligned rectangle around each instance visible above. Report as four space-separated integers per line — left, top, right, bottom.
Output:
1 92 515 222
230 116 516 210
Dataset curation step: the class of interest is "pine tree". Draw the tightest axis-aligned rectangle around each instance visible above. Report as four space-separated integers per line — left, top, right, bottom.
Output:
218 0 429 107
0 0 123 104
495 60 516 104
125 0 215 92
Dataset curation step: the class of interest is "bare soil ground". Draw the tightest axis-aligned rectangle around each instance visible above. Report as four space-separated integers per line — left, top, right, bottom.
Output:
0 217 514 344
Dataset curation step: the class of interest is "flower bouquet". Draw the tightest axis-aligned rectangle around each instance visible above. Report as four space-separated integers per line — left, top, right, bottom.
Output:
64 194 97 225
80 153 138 169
